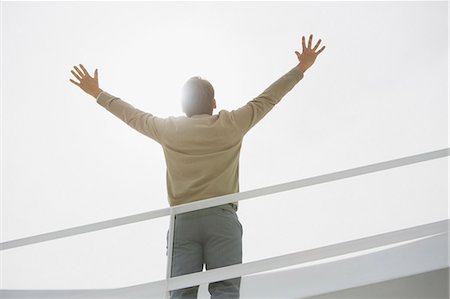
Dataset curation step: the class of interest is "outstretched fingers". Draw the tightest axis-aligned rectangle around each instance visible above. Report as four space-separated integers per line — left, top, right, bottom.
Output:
302 34 326 55
73 65 85 78
316 45 326 55
71 70 82 81
78 64 90 77
69 78 80 86
312 39 322 51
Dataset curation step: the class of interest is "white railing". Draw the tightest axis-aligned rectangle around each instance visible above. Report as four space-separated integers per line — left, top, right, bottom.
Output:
1 148 449 298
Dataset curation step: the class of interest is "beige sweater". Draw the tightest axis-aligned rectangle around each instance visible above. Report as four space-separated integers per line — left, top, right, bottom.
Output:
96 66 304 210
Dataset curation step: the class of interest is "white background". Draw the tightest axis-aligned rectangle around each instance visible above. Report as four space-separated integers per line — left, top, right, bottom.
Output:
1 1 448 289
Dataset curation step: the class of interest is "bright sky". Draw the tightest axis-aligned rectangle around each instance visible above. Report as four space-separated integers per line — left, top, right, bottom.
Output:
1 0 448 290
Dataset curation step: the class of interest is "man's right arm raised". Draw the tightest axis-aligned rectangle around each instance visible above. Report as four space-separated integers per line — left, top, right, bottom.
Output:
68 64 165 143
96 91 165 143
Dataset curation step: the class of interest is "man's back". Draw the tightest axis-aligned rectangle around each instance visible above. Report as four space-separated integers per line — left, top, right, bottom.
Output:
160 112 244 207
95 65 305 208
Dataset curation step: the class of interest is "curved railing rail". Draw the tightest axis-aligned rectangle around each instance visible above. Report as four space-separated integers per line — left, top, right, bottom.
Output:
163 219 448 292
1 148 449 298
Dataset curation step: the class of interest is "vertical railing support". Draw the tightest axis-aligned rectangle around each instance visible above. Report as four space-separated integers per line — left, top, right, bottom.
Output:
164 208 176 299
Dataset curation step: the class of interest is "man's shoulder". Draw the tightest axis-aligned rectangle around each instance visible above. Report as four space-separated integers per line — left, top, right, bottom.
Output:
217 109 233 117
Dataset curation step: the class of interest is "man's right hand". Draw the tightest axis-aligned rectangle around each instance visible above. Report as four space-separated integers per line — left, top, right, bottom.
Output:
295 34 326 73
69 64 103 99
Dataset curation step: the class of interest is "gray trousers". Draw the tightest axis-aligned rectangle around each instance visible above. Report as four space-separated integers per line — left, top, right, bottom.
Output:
166 203 243 299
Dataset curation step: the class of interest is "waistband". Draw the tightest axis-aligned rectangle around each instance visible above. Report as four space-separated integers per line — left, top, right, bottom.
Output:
176 203 236 218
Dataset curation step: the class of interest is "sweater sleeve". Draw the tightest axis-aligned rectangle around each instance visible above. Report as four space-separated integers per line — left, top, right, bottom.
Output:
230 66 304 135
96 91 165 143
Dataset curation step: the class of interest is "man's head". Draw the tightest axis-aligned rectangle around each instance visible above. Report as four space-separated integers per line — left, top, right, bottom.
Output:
181 76 216 117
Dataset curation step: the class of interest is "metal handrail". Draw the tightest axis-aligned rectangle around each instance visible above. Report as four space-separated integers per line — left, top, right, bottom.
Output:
165 219 448 291
162 147 450 297
1 148 448 251
0 148 448 299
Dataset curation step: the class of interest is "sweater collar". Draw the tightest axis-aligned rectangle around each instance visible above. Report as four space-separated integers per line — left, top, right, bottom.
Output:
190 114 212 118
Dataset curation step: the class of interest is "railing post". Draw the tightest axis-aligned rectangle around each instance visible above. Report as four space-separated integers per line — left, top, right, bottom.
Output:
164 208 176 299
